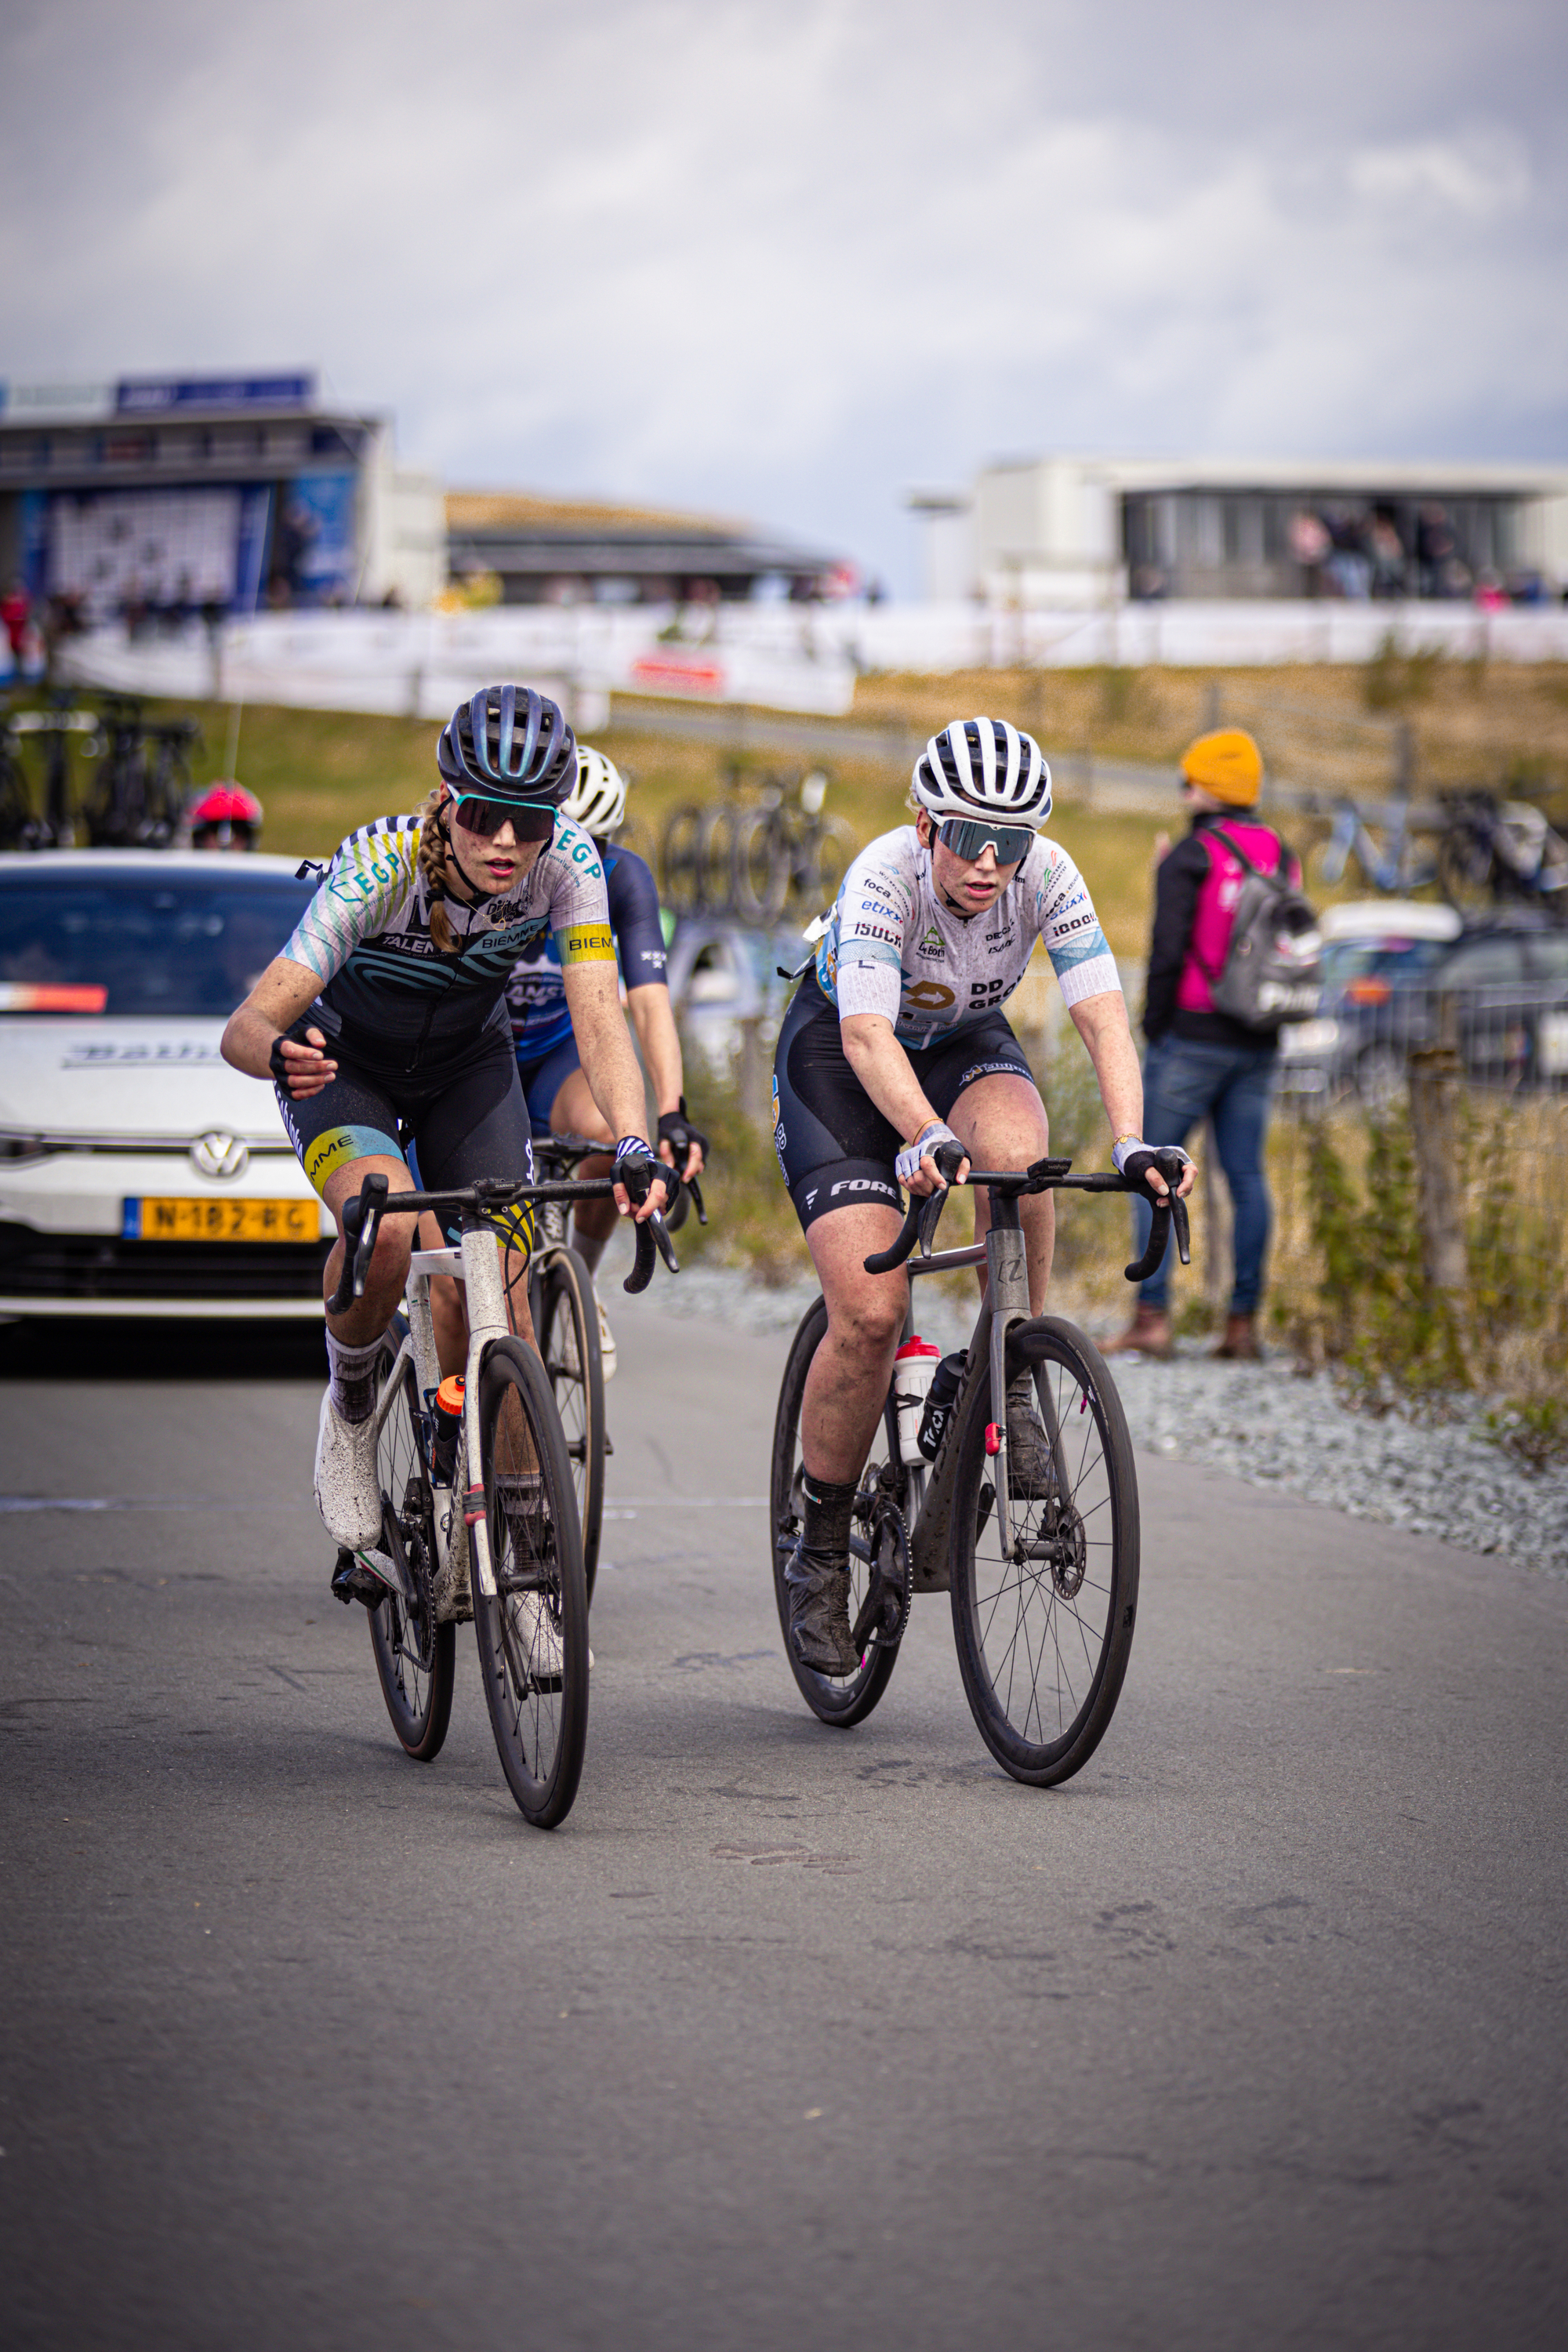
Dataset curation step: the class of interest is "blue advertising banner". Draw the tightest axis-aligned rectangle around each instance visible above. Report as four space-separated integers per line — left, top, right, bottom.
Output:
234 486 274 616
115 374 316 416
270 470 358 604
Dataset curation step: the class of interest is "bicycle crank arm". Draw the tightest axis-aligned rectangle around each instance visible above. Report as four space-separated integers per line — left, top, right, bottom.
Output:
358 1544 416 1606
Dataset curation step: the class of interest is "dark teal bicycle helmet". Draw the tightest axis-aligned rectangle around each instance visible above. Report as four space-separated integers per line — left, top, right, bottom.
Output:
437 684 577 805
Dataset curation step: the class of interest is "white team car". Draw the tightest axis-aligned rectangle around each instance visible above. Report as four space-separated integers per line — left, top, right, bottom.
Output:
0 850 332 1319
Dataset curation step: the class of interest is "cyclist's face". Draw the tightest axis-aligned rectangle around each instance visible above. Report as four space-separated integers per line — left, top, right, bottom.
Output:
921 815 1020 917
447 801 547 895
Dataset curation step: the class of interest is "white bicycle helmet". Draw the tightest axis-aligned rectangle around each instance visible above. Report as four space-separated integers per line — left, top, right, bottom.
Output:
911 717 1051 826
564 745 627 837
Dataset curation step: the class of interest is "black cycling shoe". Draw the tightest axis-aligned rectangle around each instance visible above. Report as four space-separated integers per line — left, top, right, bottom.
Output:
783 1542 860 1677
1006 1378 1059 1501
331 1547 390 1610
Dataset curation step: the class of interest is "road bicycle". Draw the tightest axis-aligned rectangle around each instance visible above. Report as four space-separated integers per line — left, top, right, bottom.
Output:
528 1129 707 1604
327 1164 678 1828
1436 789 1568 917
1315 795 1436 895
731 768 856 924
82 698 198 848
770 1152 1189 1785
5 693 96 848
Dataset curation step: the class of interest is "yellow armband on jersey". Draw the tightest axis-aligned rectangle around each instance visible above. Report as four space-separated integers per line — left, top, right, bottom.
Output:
557 923 616 964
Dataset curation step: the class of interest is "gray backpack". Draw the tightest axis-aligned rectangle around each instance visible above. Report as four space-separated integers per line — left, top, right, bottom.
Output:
1202 826 1323 1030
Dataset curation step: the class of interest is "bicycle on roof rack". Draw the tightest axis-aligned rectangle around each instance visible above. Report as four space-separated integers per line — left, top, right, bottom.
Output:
526 1129 706 1606
328 1163 679 1830
770 1151 1190 1786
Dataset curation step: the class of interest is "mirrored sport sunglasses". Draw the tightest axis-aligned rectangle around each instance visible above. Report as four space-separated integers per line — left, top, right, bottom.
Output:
452 793 557 840
936 815 1035 866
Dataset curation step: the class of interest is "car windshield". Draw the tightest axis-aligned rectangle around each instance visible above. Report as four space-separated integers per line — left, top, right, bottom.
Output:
0 869 314 1018
1320 939 1450 988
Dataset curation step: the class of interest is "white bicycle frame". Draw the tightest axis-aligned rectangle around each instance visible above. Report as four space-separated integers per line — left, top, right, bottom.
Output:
358 1222 515 1606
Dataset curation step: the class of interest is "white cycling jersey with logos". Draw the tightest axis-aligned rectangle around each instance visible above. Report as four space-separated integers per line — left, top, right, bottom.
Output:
814 825 1120 1047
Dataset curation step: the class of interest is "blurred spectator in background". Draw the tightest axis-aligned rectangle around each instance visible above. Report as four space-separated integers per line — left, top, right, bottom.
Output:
1323 506 1372 599
2 580 30 661
1368 510 1408 600
1288 508 1330 595
1104 728 1299 1363
1416 505 1457 597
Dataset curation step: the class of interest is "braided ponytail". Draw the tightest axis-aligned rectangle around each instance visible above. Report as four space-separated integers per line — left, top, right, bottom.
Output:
416 786 459 953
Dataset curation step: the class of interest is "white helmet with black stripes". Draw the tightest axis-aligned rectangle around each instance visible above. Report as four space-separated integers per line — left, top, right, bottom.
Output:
911 716 1051 826
564 745 628 838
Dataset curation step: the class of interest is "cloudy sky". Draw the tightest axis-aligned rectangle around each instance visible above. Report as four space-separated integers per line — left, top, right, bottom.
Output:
3 0 1565 589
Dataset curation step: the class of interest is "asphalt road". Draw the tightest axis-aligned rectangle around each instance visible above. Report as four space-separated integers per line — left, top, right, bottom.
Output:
2 1304 1566 2350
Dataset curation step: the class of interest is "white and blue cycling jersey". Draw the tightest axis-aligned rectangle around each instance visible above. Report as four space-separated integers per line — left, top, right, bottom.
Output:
814 825 1120 1047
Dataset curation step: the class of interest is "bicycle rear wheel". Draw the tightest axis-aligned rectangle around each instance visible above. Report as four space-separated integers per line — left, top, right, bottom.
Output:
697 803 740 917
769 1298 902 1727
533 1247 606 1603
472 1335 590 1829
733 804 789 924
949 1317 1138 1786
802 814 856 913
662 804 706 913
369 1324 456 1761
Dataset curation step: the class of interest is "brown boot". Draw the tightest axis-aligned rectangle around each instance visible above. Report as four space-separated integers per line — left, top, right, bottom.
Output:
1213 1313 1260 1360
1102 1305 1173 1359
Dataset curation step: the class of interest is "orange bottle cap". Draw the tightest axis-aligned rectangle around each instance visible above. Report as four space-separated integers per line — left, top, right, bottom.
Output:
437 1374 466 1412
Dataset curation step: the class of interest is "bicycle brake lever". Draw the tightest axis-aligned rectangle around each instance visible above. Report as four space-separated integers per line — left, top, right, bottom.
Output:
686 1174 706 1226
326 1171 389 1316
1172 1192 1191 1268
650 1210 680 1273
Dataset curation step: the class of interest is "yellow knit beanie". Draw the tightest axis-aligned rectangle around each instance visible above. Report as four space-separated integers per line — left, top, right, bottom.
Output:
1181 727 1262 807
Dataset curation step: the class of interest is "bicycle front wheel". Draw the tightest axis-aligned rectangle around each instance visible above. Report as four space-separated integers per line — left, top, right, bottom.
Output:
769 1298 902 1728
472 1336 590 1829
802 814 857 913
949 1317 1138 1786
534 1247 606 1603
369 1324 456 1761
661 804 705 913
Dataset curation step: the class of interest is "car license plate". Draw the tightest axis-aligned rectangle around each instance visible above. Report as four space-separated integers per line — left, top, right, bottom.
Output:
122 1197 320 1243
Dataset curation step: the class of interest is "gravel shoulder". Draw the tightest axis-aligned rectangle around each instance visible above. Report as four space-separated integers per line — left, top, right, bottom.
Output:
620 1245 1568 1577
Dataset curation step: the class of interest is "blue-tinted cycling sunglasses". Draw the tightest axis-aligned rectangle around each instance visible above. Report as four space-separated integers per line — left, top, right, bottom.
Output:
935 816 1034 866
452 793 557 841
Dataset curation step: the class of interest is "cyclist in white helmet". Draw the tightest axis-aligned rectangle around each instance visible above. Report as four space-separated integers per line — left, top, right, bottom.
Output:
771 715 1195 1675
505 746 706 1374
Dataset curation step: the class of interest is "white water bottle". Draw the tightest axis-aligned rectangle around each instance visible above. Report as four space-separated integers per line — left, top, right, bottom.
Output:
892 1336 941 1465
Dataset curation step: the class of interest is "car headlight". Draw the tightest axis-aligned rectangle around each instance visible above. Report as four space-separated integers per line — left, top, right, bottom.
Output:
1280 1018 1341 1057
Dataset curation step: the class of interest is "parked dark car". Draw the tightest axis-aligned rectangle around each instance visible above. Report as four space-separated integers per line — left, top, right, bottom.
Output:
1279 902 1568 1105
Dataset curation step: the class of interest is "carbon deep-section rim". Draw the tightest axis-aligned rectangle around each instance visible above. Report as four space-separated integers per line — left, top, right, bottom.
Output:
471 1335 590 1829
769 1297 902 1729
534 1247 605 1605
949 1316 1139 1786
369 1322 456 1762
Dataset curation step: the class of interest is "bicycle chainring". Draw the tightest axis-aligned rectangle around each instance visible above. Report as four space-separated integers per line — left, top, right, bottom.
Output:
851 1499 912 1653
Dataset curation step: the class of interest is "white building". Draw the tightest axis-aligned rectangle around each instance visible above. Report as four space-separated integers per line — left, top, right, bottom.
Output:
0 372 445 618
910 456 1568 606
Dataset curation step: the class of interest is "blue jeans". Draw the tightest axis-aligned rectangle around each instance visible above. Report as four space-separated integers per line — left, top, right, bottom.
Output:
1132 1036 1277 1313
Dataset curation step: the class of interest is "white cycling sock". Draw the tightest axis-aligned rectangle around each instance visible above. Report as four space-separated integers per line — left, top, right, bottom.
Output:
326 1330 383 1425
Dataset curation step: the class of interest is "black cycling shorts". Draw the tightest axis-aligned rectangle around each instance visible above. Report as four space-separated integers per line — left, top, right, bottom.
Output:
771 975 1036 1232
274 1019 535 1253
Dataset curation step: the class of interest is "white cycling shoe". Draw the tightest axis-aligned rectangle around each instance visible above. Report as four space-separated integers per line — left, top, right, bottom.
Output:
313 1390 383 1552
596 1296 617 1382
510 1592 593 1688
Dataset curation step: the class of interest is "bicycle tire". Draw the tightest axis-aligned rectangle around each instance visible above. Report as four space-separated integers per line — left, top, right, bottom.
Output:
949 1317 1138 1786
471 1334 590 1829
731 804 789 924
801 814 857 914
610 812 659 873
368 1323 456 1761
769 1297 902 1728
662 804 706 913
533 1247 606 1605
697 802 741 918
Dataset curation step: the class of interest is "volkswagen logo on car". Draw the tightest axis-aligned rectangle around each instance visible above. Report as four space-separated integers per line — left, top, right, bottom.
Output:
190 1131 249 1180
